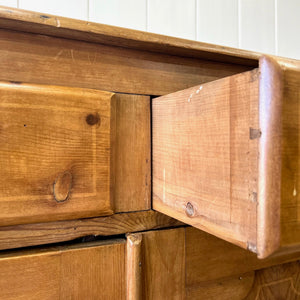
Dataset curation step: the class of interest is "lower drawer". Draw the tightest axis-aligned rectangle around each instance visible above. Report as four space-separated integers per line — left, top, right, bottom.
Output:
0 239 126 300
0 228 299 299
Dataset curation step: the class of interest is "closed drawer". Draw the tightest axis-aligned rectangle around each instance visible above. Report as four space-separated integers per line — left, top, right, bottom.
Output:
152 56 300 258
0 82 115 225
0 239 126 299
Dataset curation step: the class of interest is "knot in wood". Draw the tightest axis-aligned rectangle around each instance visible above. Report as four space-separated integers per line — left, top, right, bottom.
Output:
53 171 72 202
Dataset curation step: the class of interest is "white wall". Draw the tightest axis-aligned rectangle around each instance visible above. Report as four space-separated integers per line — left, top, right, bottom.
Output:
1 0 299 60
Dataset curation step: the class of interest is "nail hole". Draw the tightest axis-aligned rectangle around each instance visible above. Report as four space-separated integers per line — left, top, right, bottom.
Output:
249 128 261 139
186 202 195 217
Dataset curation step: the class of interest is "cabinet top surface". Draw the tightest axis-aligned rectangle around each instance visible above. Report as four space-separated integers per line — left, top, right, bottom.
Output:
0 6 274 68
1 6 299 69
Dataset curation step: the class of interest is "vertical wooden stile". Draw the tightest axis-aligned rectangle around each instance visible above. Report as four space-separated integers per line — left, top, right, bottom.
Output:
126 233 143 300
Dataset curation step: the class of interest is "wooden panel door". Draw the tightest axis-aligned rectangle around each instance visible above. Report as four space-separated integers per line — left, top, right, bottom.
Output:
140 228 186 299
0 81 115 225
135 227 300 299
152 55 300 258
185 228 300 300
0 239 126 299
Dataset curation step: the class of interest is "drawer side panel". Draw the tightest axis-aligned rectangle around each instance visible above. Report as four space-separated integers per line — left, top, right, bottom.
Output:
152 69 259 248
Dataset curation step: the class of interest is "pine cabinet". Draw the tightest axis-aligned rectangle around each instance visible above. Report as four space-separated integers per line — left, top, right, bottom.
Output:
0 5 299 299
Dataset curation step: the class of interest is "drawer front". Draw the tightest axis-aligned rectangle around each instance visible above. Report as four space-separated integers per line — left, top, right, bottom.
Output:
0 239 125 299
0 82 115 225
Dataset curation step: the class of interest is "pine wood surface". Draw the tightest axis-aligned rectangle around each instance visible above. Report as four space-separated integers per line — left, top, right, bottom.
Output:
141 228 186 300
244 261 300 300
137 227 300 299
0 81 114 226
0 239 126 300
153 69 259 249
0 10 299 297
126 233 143 300
185 227 300 285
0 83 150 227
0 211 183 251
114 94 151 212
187 261 300 300
0 6 260 66
0 226 299 299
280 60 300 248
257 56 283 258
153 55 300 258
1 6 299 71
0 28 251 97
138 228 300 299
186 272 255 300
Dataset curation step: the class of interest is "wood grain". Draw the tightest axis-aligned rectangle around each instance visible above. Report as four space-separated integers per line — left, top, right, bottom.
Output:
0 29 251 97
245 261 300 299
153 55 300 257
1 6 299 71
280 60 300 249
185 227 300 285
0 211 183 251
139 228 300 299
0 6 259 66
141 228 185 299
0 239 126 299
186 272 255 300
114 94 150 212
153 69 259 249
126 233 143 300
257 56 283 258
186 259 300 299
0 81 114 226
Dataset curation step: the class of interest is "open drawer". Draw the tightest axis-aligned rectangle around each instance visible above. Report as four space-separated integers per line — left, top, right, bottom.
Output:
152 56 300 258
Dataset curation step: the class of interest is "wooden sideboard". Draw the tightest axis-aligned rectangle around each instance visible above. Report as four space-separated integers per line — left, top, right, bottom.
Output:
0 6 299 299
